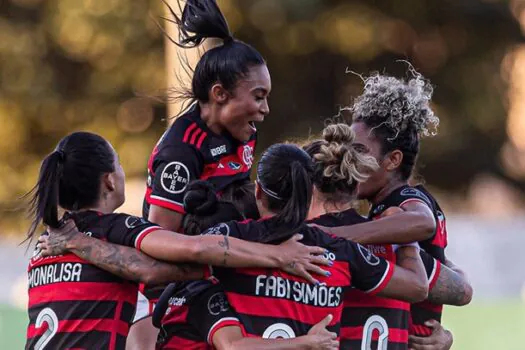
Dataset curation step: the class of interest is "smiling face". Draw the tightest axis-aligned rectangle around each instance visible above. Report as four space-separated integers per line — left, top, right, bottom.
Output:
218 64 271 142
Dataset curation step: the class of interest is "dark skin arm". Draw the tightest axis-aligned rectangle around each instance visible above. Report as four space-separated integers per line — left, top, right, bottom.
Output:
313 202 436 245
148 204 183 232
213 315 338 350
376 246 429 303
427 259 473 306
38 223 202 285
409 320 453 350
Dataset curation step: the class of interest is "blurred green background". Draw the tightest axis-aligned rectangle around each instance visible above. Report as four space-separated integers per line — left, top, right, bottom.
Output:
2 0 525 349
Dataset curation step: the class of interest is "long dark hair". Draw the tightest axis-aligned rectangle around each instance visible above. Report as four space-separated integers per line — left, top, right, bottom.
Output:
256 144 314 243
25 132 115 242
162 0 265 105
182 180 244 235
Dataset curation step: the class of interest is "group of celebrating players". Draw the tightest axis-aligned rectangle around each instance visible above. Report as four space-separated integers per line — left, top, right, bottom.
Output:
24 0 474 349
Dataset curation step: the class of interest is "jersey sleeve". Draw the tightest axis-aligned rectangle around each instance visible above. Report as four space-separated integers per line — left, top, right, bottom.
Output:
343 241 395 295
419 249 442 289
186 283 243 345
106 214 162 250
147 144 203 214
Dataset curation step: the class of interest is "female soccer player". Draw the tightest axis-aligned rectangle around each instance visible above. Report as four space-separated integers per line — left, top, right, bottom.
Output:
195 141 431 342
304 123 470 349
138 0 271 342
154 181 339 350
27 132 328 350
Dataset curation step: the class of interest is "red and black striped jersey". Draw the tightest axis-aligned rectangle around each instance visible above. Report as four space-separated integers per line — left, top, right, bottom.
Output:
369 185 448 336
309 208 410 350
204 219 395 341
153 280 243 350
26 211 161 350
143 103 257 218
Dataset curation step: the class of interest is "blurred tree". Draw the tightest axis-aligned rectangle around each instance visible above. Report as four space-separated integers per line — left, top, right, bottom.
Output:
0 0 523 235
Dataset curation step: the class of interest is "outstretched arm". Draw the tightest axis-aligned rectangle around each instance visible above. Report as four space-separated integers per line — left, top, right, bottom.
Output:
427 259 473 306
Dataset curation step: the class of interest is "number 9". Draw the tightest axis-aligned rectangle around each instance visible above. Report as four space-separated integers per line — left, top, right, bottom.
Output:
262 323 296 339
34 307 59 350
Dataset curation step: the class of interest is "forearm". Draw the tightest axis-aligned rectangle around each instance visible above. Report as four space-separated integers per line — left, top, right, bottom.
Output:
427 262 473 306
67 234 203 284
220 335 315 350
140 231 282 269
331 213 434 245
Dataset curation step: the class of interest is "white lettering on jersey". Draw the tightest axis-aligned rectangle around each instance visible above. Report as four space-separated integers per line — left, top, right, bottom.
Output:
28 263 82 288
255 275 343 307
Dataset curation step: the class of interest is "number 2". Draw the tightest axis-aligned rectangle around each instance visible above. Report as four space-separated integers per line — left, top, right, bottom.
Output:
362 315 389 350
34 307 59 350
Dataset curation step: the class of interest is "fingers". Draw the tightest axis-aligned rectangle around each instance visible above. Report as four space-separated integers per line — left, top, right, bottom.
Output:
329 340 339 350
308 253 331 267
317 314 333 328
305 263 330 278
306 245 327 256
296 267 319 285
409 335 434 346
290 234 303 242
424 319 441 330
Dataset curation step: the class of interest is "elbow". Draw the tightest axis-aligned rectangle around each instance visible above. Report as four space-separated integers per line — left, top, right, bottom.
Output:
409 280 429 303
418 217 436 240
458 282 474 306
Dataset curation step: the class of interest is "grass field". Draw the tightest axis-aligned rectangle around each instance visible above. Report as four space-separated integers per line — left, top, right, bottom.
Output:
3 299 523 349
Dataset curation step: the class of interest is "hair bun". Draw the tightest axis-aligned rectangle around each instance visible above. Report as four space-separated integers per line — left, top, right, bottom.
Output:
322 123 355 144
183 180 218 215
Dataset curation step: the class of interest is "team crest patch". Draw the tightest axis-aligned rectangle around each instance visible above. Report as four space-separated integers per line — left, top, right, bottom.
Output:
161 162 190 194
242 145 254 168
357 244 381 266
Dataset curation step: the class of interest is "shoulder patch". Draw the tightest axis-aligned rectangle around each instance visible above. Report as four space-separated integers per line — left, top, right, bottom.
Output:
400 187 431 206
203 223 230 236
160 161 190 194
125 216 149 229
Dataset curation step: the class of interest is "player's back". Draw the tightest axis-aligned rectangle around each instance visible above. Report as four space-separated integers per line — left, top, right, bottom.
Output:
310 208 410 350
209 218 393 340
26 211 160 350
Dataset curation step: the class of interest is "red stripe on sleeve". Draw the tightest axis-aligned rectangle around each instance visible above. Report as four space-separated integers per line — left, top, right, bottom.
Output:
367 261 395 296
196 132 207 149
207 318 242 345
183 123 198 143
429 259 441 291
189 128 202 145
146 189 185 214
135 227 162 251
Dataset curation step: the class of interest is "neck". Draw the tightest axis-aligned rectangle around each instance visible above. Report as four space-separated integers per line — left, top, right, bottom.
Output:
258 206 277 219
308 193 353 220
199 102 224 135
82 199 115 215
370 178 407 205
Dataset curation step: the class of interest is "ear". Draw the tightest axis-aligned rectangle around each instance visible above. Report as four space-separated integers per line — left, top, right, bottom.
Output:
255 181 262 200
210 83 230 104
384 150 403 172
103 173 116 192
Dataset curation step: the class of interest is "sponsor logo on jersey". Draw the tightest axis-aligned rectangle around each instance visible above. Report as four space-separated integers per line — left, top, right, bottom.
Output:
400 187 431 206
211 145 227 157
357 244 381 266
228 161 241 170
242 145 254 168
207 292 230 315
161 161 190 194
255 275 343 307
168 296 186 307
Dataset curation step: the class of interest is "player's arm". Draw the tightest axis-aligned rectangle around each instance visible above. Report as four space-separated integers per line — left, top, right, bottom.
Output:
149 205 184 232
212 315 338 350
427 259 473 306
140 230 330 284
38 224 203 284
409 320 453 350
375 246 429 303
316 202 436 244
